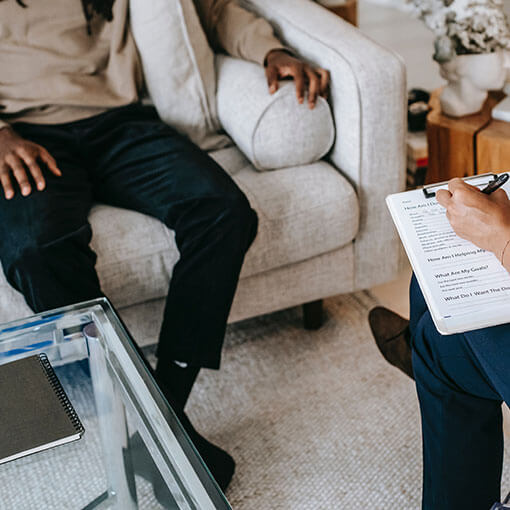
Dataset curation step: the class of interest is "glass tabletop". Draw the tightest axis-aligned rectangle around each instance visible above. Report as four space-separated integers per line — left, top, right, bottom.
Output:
0 298 231 510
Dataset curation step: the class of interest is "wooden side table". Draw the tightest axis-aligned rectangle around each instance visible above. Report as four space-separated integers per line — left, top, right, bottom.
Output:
321 1 358 26
426 89 507 183
477 117 510 172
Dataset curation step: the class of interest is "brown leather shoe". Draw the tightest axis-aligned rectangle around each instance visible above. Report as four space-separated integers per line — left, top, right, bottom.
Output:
369 306 414 379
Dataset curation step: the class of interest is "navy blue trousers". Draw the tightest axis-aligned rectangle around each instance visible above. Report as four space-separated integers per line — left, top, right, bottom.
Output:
411 274 510 509
0 104 258 369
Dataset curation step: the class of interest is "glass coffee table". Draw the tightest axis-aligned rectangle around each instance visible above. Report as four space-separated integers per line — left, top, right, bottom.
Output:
0 298 231 510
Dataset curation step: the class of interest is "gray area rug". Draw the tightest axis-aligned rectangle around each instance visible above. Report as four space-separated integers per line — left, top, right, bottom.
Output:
181 291 510 509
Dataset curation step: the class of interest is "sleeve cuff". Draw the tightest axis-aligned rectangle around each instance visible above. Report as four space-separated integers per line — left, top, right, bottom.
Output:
249 37 288 66
263 47 295 67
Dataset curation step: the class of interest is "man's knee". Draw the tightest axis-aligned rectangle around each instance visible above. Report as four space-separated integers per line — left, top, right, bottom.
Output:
1 243 46 292
1 230 102 313
194 187 258 247
1 225 95 290
222 191 258 241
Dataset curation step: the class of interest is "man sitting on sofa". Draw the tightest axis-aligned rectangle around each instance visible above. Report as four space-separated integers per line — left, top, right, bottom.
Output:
369 177 510 509
0 0 329 491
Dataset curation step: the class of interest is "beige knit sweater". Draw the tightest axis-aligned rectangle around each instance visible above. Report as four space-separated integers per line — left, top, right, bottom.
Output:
0 0 284 129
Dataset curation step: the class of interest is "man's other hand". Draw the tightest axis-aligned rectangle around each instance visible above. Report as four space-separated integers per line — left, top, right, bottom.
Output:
436 177 510 259
265 50 330 109
0 127 61 200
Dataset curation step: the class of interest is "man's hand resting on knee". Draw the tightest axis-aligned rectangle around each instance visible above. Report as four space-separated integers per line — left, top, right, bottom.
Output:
0 127 61 200
265 50 330 110
437 177 510 271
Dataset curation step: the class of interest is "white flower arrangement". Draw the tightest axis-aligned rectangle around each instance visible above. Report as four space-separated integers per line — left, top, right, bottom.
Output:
410 0 510 61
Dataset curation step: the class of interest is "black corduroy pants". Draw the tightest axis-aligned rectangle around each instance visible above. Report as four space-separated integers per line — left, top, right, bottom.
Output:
0 104 258 369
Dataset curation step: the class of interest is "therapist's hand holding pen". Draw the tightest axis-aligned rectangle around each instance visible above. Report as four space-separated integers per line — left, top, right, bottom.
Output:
436 174 510 272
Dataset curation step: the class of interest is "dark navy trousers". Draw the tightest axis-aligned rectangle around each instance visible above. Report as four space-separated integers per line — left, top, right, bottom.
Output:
0 104 258 369
411 275 510 509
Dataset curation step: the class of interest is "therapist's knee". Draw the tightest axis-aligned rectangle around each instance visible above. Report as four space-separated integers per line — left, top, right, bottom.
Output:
410 311 441 381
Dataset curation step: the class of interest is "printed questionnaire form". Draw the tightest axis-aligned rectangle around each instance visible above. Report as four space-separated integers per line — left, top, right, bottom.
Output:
387 175 510 334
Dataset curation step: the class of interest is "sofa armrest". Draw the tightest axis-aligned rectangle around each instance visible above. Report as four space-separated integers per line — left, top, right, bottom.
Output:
216 55 335 171
241 0 407 290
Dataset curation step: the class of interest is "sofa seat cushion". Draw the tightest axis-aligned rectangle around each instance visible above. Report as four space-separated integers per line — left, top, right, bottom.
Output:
89 206 180 308
0 148 359 312
216 149 360 278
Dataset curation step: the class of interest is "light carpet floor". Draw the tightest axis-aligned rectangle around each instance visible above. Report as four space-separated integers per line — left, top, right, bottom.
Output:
4 292 510 509
174 291 510 509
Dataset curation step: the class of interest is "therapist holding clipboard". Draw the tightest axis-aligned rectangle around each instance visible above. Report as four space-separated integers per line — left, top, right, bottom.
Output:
369 173 510 510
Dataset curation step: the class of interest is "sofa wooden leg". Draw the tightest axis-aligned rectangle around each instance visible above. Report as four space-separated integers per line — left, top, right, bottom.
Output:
303 300 324 330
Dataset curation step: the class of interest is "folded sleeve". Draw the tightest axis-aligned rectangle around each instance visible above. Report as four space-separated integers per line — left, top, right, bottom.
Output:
196 0 287 65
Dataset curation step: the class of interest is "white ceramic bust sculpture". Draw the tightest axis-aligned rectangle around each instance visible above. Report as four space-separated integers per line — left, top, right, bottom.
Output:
439 51 509 117
411 0 510 117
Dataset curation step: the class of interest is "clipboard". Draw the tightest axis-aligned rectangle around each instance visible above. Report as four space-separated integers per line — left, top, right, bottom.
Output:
386 172 510 335
422 173 498 198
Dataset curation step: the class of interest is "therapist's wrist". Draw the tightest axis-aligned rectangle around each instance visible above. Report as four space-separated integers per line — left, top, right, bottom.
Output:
486 200 510 253
500 241 510 272
491 224 510 269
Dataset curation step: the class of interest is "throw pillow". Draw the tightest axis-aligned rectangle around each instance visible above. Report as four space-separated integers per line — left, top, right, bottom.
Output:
129 0 229 150
216 55 335 171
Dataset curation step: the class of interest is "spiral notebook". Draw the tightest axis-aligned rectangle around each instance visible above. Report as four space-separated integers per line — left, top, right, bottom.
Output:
0 354 84 465
387 173 510 335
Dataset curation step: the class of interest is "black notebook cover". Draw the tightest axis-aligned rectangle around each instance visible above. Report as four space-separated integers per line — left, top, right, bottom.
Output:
0 354 84 464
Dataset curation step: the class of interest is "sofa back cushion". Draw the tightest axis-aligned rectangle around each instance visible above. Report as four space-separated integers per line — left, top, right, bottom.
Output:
216 55 335 171
129 0 229 150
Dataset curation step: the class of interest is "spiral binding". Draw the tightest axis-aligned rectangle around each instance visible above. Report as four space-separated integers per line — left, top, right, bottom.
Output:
38 353 85 436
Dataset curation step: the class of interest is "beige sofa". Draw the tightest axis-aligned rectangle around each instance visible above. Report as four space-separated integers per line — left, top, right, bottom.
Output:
0 0 406 346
